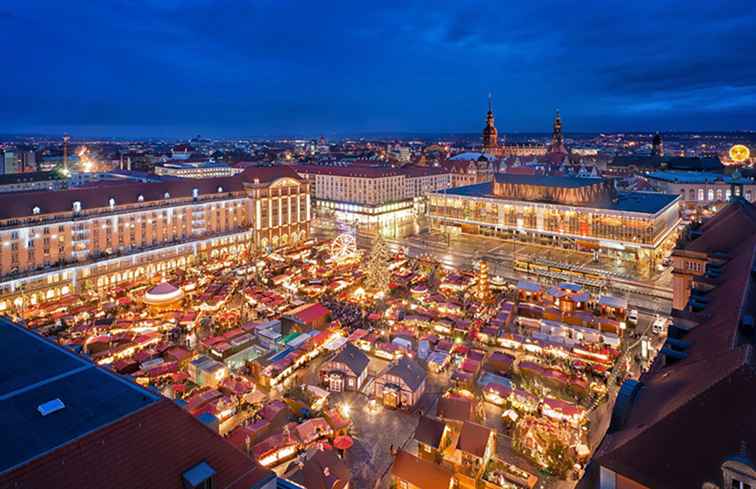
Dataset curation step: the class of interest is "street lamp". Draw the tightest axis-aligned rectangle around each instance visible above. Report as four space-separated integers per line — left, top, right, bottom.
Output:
340 402 351 419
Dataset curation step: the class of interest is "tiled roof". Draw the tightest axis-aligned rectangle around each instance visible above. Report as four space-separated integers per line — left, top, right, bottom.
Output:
435 397 473 422
399 165 451 177
291 165 402 178
413 416 446 448
385 357 426 391
0 176 244 220
0 318 274 489
391 450 452 489
285 303 331 325
593 199 756 489
330 343 369 377
457 421 492 458
299 449 351 489
240 165 303 183
0 399 275 489
0 165 303 220
687 198 756 254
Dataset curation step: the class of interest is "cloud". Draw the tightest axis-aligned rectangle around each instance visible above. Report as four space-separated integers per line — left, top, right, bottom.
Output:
0 0 754 135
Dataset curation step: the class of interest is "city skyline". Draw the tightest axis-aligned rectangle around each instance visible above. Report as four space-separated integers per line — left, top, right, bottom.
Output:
2 0 756 138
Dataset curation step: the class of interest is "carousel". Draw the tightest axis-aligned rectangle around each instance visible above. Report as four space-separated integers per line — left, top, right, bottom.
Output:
142 282 185 310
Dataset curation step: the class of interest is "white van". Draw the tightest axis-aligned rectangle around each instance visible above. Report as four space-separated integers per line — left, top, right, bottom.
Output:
652 316 668 335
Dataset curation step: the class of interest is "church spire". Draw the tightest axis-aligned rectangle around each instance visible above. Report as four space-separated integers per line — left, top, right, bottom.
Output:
482 93 498 150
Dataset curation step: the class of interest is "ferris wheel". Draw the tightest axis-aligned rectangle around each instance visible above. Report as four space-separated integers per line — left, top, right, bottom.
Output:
330 233 357 261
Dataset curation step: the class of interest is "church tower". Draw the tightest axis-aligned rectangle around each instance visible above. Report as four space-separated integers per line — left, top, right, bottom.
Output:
548 109 568 155
482 94 499 150
652 132 664 158
551 110 564 149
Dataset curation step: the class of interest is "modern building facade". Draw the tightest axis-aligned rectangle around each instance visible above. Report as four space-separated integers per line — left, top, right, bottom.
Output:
428 174 681 277
0 166 310 312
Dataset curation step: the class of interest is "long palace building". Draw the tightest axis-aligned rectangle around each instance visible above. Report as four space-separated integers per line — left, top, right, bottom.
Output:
0 166 311 312
428 174 681 276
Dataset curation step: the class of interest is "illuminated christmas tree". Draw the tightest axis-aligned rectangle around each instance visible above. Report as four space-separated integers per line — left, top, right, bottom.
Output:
477 259 491 302
364 234 390 293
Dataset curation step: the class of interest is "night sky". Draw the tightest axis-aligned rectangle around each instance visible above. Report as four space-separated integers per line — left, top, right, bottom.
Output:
1 1 754 138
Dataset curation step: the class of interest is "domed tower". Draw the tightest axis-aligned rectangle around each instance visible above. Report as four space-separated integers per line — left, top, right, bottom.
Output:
652 132 664 157
482 94 499 150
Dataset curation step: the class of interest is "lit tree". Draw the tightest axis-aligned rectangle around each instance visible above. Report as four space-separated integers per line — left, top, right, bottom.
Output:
364 234 390 293
543 434 576 479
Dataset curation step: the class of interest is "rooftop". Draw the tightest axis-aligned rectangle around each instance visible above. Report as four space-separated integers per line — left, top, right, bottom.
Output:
0 318 275 488
434 182 679 215
0 318 159 474
647 170 753 184
391 450 452 489
329 343 369 376
593 199 756 489
611 155 724 171
291 165 402 178
385 357 426 391
0 171 63 185
0 166 302 221
494 173 604 189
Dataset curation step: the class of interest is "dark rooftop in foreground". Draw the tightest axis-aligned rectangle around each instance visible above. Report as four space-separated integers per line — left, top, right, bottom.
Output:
0 318 275 488
0 318 159 474
433 182 679 214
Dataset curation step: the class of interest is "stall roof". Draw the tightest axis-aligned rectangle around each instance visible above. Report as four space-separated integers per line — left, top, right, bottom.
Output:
599 295 628 309
516 279 542 293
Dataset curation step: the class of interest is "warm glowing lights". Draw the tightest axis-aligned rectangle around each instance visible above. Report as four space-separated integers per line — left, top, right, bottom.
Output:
729 144 750 163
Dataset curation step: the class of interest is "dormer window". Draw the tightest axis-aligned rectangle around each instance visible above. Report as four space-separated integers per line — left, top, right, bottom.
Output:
109 198 116 209
217 186 223 193
137 194 144 202
192 188 199 199
32 206 40 215
182 462 216 489
72 201 81 213
164 192 170 199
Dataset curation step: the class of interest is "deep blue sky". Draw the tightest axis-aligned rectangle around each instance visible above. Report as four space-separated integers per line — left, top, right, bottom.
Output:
1 0 755 138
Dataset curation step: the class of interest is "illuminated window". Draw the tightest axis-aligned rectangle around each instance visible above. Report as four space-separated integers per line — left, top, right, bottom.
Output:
697 189 704 201
32 206 40 215
164 192 170 199
109 198 116 209
193 188 199 199
137 194 144 202
73 201 82 213
217 186 223 193
707 189 714 201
